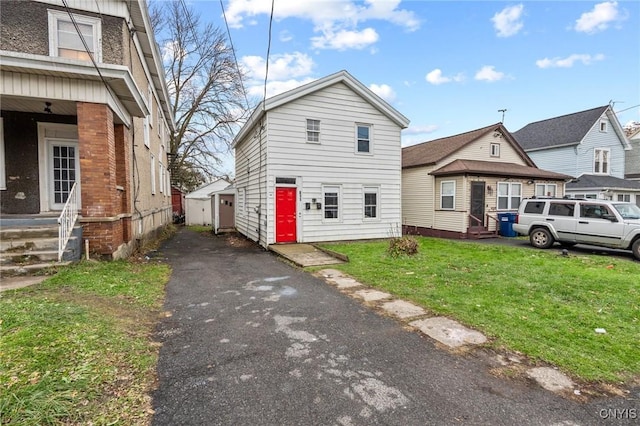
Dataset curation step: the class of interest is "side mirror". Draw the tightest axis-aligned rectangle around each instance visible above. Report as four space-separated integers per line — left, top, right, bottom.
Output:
602 214 618 222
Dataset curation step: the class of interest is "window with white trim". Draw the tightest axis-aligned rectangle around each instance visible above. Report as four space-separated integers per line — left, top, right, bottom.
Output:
148 85 154 129
150 153 156 195
594 148 609 174
490 143 500 157
143 116 150 148
497 182 521 210
306 119 320 143
618 194 631 202
323 185 340 220
356 124 372 153
157 101 161 135
48 10 102 62
363 187 379 219
440 181 455 210
159 163 165 194
535 183 557 197
599 121 608 132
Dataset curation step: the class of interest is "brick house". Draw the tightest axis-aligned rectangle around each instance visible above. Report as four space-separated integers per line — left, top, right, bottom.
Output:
0 0 175 259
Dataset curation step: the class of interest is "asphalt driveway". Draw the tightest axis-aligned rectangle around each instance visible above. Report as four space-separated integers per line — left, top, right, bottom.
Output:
152 228 636 425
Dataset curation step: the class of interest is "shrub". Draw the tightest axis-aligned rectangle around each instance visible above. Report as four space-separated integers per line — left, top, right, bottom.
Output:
387 236 419 258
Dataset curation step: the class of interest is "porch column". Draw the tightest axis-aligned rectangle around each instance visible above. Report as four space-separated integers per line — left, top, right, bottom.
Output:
77 102 123 256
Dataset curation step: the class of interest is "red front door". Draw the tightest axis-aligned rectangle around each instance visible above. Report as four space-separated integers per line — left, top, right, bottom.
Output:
275 187 297 243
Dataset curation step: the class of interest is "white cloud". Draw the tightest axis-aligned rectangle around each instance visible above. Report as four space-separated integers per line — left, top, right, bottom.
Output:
311 27 379 50
369 83 396 103
491 4 524 37
246 78 317 99
536 53 605 68
405 125 439 135
574 1 622 34
241 52 315 81
279 30 293 42
226 0 419 51
474 66 505 82
425 69 464 85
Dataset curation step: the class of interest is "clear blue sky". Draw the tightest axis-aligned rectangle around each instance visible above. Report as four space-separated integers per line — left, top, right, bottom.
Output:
180 0 640 173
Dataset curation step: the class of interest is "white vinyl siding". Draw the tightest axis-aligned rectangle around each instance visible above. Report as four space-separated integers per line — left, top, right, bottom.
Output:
402 167 434 228
48 10 101 62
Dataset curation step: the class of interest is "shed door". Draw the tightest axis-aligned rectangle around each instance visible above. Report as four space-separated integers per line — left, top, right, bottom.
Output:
275 187 297 243
470 182 485 227
219 194 235 229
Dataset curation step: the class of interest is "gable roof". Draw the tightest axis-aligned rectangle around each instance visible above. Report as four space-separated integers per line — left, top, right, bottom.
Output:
402 123 535 169
566 174 640 191
186 178 232 198
513 105 630 151
430 159 571 180
232 70 410 147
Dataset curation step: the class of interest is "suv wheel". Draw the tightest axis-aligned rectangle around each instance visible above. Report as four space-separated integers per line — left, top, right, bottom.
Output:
530 228 554 249
632 239 640 261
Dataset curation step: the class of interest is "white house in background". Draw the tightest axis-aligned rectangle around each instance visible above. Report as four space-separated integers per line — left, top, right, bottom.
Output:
625 127 640 181
232 70 410 248
513 105 640 205
185 178 231 226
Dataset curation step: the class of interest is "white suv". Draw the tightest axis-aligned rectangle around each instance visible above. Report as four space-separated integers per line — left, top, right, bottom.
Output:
513 198 640 260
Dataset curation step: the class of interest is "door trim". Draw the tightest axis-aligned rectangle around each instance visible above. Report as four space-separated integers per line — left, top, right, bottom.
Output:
37 123 80 212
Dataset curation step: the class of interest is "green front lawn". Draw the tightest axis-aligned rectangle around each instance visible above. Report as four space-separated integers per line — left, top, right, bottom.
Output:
320 237 640 384
0 260 170 425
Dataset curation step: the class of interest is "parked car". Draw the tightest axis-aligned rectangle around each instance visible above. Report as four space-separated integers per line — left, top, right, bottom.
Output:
513 198 640 260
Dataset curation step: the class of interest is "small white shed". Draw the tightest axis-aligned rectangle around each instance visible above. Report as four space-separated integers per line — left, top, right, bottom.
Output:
185 179 231 226
211 183 236 234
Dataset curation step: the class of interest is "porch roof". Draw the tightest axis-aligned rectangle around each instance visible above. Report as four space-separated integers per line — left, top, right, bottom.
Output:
430 159 571 180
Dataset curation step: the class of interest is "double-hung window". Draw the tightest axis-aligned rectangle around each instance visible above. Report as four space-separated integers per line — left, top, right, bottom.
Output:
150 153 156 195
306 119 320 143
363 187 379 219
323 186 340 220
48 10 101 62
440 181 455 210
356 124 372 153
535 183 556 198
497 182 521 210
490 143 500 157
594 148 609 174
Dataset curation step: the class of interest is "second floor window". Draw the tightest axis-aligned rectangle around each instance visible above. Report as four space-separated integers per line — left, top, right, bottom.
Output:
48 10 101 62
490 143 500 157
594 148 609 174
356 124 371 153
307 119 320 142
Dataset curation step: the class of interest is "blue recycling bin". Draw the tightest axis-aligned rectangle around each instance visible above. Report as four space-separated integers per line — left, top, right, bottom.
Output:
498 212 517 237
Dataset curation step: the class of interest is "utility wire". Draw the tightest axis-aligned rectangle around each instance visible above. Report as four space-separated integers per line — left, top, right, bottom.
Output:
219 0 251 111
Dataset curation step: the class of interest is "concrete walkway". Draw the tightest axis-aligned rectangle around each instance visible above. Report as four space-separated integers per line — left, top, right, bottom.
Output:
269 243 345 267
151 228 634 425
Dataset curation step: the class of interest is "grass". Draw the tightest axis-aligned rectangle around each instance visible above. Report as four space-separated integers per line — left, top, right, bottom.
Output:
319 237 640 384
187 225 212 233
0 260 170 425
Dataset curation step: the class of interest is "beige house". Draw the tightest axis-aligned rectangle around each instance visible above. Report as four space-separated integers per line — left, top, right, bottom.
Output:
402 123 570 239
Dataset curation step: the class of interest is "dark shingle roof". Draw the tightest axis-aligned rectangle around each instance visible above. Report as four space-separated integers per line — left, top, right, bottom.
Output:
430 159 571 180
567 174 640 190
513 105 609 151
402 123 533 168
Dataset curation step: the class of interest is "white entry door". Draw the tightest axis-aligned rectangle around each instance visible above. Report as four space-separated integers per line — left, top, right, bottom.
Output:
46 138 80 210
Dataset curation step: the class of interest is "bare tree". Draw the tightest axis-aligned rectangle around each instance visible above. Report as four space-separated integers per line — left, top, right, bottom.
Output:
152 1 249 190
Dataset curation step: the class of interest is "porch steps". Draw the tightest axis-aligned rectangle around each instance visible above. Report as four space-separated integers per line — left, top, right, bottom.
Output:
467 229 498 239
0 221 81 278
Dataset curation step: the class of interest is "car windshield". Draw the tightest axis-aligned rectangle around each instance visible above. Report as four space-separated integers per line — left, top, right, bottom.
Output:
613 203 640 219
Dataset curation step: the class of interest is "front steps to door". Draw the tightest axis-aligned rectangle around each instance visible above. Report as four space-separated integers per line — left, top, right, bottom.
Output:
467 227 498 239
0 216 82 277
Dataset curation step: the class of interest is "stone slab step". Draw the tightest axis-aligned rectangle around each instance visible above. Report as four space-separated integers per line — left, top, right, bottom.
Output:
0 261 72 278
0 225 59 240
1 236 59 252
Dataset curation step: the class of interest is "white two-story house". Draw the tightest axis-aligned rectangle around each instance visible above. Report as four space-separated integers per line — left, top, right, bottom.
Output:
513 105 640 205
233 70 410 248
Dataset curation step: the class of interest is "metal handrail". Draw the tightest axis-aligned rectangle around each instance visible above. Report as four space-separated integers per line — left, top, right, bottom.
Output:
57 182 79 262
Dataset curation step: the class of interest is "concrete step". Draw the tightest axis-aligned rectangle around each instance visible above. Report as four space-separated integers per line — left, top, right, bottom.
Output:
1 236 59 252
0 225 59 240
1 249 60 263
0 261 72 278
